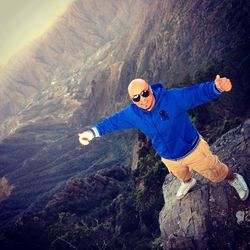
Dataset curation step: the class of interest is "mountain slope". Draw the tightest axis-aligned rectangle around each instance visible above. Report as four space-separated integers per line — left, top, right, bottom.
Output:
0 0 147 123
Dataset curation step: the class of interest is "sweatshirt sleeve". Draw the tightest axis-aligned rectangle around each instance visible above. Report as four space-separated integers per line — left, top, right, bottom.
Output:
172 81 222 111
93 105 135 137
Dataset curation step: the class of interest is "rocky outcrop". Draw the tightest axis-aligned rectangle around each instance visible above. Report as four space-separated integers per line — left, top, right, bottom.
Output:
45 165 129 212
0 165 132 250
159 119 250 249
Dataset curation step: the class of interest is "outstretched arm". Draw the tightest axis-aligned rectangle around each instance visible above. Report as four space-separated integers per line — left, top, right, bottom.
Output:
78 106 135 145
172 75 232 111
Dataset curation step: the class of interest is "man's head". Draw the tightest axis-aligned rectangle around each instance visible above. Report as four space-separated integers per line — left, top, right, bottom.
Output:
128 78 155 110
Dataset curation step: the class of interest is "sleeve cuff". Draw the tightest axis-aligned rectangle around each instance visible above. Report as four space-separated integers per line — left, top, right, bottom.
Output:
91 127 101 137
213 82 223 94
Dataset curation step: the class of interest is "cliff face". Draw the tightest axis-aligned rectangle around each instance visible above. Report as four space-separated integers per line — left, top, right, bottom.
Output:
159 119 250 250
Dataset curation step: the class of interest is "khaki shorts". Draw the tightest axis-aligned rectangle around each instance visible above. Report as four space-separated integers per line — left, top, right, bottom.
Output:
161 137 229 183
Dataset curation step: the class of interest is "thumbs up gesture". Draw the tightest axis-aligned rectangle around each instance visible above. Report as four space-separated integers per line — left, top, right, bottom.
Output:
214 75 232 92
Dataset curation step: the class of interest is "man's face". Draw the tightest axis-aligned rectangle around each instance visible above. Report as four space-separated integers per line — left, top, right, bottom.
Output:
128 80 155 110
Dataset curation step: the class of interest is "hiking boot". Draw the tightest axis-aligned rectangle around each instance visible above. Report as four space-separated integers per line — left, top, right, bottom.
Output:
176 178 197 200
228 173 249 201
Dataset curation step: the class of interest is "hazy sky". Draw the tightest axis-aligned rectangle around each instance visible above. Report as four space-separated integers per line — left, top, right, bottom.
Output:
0 0 73 66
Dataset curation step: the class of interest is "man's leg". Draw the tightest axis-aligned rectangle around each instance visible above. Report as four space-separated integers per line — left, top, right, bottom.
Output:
161 158 192 181
161 158 197 199
185 137 249 201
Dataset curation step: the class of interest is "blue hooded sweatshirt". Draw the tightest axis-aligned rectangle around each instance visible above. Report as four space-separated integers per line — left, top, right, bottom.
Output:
93 81 221 160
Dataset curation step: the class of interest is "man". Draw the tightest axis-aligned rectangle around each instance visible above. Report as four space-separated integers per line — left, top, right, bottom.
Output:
78 76 249 201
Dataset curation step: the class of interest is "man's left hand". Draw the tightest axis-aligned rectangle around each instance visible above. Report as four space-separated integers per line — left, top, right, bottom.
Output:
214 75 232 92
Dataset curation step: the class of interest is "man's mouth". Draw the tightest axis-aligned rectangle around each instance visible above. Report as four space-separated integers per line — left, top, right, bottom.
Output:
142 101 150 108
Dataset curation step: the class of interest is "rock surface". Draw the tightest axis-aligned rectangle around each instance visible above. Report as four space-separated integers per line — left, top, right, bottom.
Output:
159 119 250 249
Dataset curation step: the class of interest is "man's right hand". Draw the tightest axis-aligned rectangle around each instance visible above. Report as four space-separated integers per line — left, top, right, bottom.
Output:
214 75 232 92
78 130 94 145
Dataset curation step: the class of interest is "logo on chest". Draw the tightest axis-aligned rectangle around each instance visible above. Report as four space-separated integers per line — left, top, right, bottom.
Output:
159 110 169 121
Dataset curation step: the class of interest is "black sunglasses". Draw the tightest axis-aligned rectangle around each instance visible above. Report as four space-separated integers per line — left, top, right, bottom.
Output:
132 88 150 102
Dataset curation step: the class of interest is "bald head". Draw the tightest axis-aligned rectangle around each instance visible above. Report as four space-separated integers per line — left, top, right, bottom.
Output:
128 78 149 97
